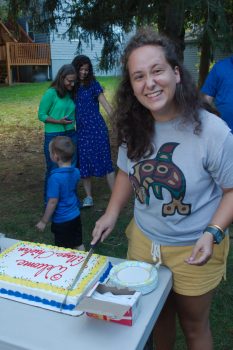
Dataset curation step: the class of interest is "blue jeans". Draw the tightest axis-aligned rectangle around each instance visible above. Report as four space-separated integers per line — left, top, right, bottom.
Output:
43 130 77 202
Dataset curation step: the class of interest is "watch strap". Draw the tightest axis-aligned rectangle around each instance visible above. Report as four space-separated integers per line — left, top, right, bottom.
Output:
204 225 225 244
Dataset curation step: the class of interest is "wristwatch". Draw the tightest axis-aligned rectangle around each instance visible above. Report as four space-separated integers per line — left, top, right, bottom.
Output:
204 225 225 244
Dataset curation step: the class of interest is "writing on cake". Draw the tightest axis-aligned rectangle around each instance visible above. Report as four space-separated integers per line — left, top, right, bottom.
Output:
0 241 109 313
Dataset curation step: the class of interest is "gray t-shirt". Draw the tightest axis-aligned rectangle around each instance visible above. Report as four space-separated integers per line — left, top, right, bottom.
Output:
117 110 233 246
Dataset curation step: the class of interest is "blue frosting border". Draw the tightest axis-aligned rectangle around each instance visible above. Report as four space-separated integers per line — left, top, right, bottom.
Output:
0 262 113 311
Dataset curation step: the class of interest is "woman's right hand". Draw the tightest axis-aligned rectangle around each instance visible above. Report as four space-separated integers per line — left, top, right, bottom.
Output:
91 213 117 244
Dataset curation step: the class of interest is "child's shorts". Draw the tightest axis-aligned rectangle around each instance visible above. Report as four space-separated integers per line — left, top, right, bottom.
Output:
51 215 82 249
125 218 229 296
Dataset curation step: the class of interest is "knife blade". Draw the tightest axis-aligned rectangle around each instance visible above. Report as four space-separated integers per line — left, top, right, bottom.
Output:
60 237 101 311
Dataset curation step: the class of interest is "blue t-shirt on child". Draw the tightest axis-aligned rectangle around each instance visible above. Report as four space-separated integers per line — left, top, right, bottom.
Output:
47 167 80 223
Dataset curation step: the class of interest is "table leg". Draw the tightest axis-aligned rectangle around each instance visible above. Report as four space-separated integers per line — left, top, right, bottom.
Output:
143 331 154 350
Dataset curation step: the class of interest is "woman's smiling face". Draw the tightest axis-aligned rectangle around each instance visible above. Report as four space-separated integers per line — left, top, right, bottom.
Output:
79 64 89 81
63 74 76 91
128 45 180 122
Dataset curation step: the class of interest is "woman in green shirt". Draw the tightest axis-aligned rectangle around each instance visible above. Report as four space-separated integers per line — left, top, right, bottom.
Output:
38 64 77 201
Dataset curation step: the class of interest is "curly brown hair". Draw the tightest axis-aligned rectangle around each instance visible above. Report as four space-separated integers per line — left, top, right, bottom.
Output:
113 27 202 161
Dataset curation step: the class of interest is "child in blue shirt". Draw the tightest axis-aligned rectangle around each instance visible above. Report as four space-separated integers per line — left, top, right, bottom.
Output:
36 136 84 250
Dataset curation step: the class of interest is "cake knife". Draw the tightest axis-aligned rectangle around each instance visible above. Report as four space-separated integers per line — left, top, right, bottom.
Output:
60 237 101 311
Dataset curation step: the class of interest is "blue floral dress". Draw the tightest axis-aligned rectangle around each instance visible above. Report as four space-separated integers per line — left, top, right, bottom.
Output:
75 80 114 178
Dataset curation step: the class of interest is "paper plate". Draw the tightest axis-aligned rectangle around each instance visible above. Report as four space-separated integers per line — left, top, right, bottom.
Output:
109 261 158 295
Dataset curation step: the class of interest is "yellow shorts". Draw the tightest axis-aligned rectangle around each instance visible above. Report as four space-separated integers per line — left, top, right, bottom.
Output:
126 219 229 296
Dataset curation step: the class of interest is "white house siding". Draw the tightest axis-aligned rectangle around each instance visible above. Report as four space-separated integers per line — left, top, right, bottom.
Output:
33 21 233 82
49 22 120 79
184 40 200 82
184 39 233 83
50 28 232 83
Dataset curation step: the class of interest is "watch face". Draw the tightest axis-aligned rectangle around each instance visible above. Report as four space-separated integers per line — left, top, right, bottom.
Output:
215 231 223 244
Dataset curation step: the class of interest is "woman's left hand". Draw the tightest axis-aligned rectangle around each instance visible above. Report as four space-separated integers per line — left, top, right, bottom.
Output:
185 232 214 266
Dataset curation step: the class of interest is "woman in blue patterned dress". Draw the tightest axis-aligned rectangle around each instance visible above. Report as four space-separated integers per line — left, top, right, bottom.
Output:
72 55 115 207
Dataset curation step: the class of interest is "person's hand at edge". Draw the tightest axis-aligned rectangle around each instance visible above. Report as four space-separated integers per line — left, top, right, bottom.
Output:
185 232 214 266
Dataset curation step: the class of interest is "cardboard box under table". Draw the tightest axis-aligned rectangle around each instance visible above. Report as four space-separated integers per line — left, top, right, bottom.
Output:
77 282 141 326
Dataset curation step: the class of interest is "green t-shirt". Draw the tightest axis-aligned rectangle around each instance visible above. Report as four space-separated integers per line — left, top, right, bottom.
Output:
38 88 76 133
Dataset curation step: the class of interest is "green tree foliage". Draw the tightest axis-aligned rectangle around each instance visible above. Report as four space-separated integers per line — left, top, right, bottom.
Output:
186 0 233 86
4 0 233 82
0 0 9 20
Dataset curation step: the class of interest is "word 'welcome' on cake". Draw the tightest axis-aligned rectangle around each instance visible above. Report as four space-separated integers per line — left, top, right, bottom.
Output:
0 241 110 314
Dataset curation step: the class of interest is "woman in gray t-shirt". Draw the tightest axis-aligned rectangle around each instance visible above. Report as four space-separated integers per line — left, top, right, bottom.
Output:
92 28 233 350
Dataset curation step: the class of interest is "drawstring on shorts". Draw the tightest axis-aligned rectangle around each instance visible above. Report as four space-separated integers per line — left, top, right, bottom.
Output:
151 242 162 267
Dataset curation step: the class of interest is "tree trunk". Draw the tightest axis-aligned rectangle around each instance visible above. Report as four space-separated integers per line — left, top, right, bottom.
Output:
157 0 185 62
198 21 214 88
198 32 212 88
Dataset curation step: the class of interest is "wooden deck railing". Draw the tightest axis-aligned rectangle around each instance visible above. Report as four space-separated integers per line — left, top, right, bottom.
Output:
0 45 6 61
6 42 51 65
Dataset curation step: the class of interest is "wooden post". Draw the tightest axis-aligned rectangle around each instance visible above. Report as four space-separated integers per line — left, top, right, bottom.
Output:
5 42 12 85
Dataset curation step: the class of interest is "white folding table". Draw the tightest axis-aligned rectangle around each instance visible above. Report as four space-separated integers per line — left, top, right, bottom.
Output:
0 236 172 350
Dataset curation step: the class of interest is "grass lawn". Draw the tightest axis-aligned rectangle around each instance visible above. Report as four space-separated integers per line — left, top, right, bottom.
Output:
0 80 233 349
